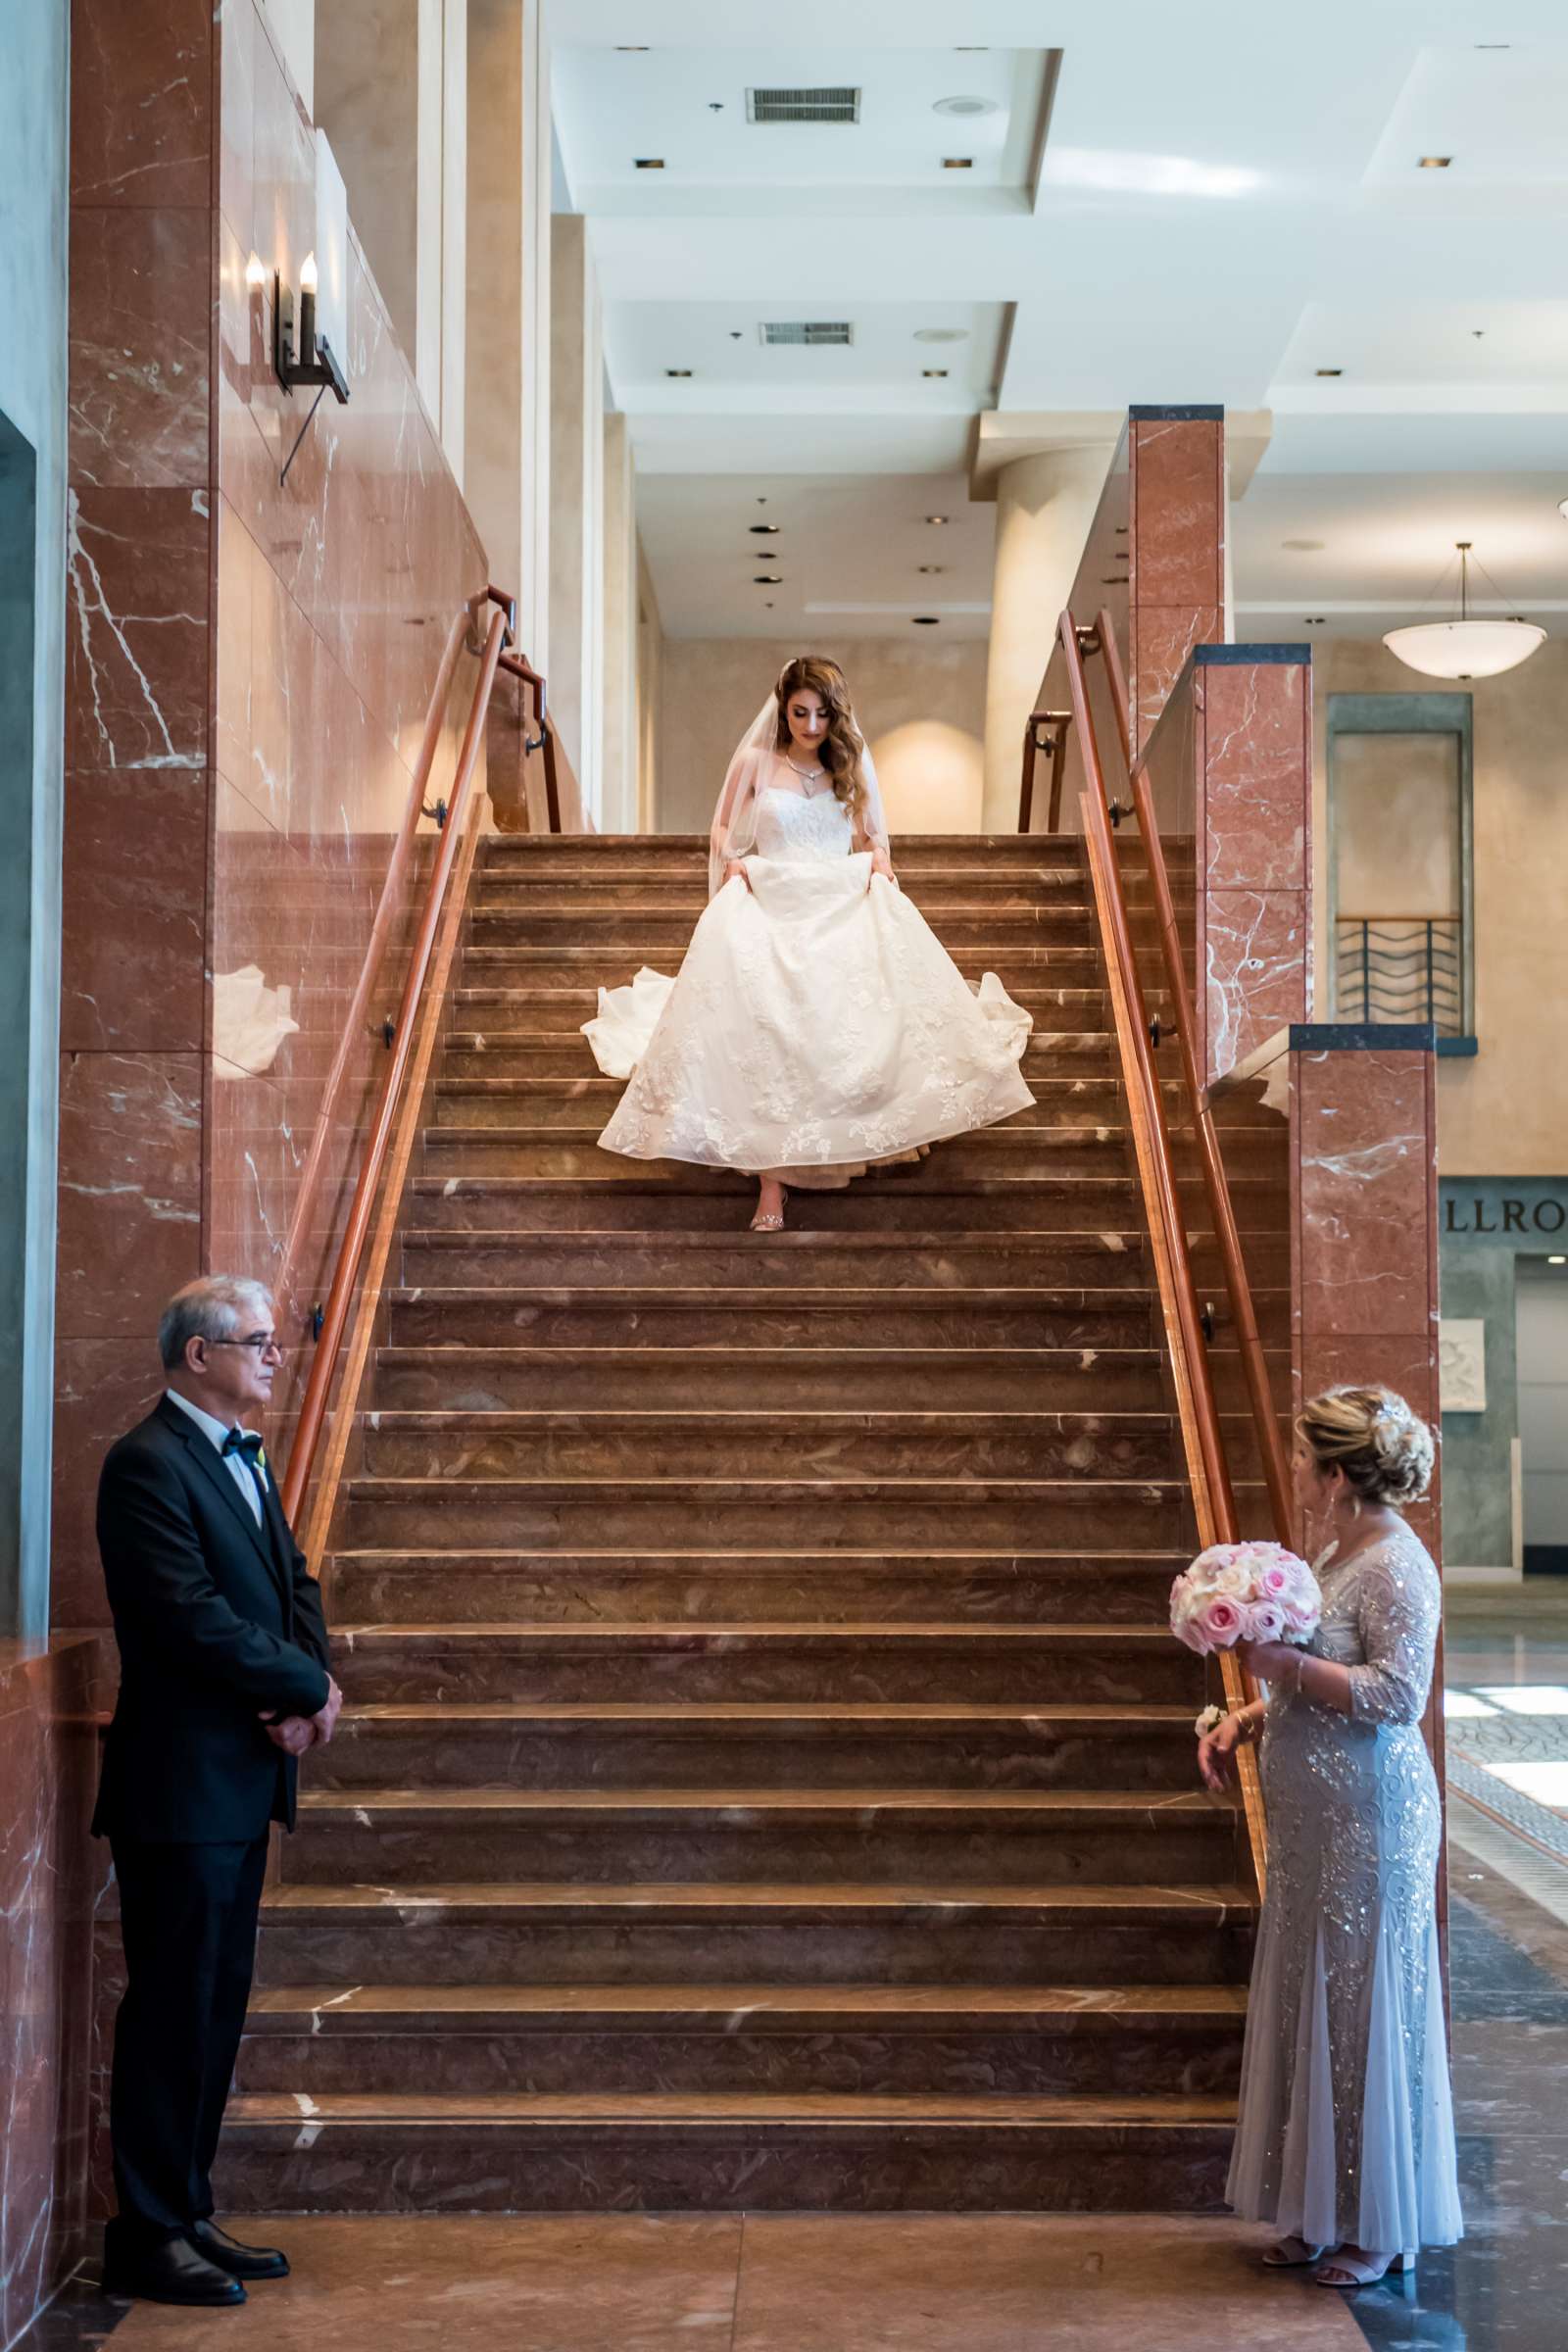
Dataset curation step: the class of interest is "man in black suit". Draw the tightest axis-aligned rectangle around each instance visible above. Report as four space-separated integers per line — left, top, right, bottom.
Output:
95 1275 342 2308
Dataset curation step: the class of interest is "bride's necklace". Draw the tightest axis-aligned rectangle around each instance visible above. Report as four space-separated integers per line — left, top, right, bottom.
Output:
785 754 826 792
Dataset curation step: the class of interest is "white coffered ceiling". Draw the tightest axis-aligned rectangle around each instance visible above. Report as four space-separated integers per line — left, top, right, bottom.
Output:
549 3 1568 640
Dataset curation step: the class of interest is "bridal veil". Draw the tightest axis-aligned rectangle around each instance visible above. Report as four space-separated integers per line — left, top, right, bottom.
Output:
707 666 891 898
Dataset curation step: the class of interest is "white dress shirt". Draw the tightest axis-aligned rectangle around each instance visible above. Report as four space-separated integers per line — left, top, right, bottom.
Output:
165 1388 269 1528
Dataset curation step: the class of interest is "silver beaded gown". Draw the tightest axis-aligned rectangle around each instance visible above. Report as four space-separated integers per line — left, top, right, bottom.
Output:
1226 1523 1463 2253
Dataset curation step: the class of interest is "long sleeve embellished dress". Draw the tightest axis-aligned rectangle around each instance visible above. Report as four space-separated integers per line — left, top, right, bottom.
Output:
1226 1522 1463 2255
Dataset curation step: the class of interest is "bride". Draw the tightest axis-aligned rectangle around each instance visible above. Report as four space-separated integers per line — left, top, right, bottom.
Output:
584 655 1035 1231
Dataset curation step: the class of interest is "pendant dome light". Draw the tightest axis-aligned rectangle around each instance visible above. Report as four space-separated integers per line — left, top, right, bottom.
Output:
1383 541 1545 680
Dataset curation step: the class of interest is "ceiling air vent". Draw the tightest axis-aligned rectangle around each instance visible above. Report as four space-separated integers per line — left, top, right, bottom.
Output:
746 86 861 125
760 321 854 348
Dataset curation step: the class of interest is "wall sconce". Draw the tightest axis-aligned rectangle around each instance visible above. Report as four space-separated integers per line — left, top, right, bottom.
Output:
273 131 352 484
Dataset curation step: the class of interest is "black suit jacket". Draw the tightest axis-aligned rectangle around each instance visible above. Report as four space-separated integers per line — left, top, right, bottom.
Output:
93 1396 333 1842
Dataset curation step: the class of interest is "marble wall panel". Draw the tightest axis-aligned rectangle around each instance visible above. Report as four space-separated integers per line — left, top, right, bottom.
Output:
59 769 211 1054
69 0 215 208
55 1051 205 1340
0 1637 111 2346
68 206 212 491
66 485 212 772
1126 411 1224 759
1201 891 1309 1086
51 1344 164 1631
1289 1035 1442 1565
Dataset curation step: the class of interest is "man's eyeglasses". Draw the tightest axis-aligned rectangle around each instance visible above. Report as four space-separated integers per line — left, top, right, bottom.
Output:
207 1334 286 1361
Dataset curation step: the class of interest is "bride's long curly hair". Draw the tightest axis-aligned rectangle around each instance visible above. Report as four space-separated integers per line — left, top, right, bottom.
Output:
773 656 867 825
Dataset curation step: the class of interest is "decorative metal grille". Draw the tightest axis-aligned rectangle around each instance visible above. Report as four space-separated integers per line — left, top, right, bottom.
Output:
1335 915 1463 1035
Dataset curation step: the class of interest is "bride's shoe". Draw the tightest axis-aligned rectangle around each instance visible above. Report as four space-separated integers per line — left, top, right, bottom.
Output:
1261 2237 1326 2269
1314 2250 1414 2289
750 1185 787 1234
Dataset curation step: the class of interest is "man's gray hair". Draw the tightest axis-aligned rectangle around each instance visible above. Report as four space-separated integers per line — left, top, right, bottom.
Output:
158 1276 276 1372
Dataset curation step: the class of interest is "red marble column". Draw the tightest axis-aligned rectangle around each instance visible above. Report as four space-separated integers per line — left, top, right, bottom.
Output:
1126 406 1225 758
1193 647 1312 1089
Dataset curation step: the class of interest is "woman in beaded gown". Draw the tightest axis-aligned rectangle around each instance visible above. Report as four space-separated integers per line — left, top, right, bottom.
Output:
1198 1385 1462 2290
585 655 1034 1230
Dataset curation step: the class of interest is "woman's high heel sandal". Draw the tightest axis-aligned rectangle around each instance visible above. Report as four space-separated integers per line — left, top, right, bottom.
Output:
750 1186 787 1234
1314 2250 1414 2289
1261 2237 1326 2269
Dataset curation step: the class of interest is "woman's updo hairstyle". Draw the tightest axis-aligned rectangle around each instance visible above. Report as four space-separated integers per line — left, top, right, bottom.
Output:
1297 1385 1434 1510
773 655 867 825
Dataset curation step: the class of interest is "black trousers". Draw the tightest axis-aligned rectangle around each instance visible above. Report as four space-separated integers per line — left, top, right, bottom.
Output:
108 1833 270 2242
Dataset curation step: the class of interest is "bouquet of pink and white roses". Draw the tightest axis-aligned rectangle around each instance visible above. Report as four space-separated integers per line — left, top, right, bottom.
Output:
1169 1541 1321 1657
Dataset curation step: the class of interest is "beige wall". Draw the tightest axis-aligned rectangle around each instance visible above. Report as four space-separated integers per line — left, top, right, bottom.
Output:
1314 638 1568 1176
658 636 989 839
635 540 663 831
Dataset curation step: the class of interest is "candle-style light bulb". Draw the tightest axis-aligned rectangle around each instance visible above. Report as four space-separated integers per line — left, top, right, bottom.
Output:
298 251 318 365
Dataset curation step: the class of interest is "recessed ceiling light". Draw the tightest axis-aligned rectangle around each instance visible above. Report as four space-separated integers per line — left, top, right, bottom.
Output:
925 514 950 525
635 158 665 170
934 95 999 117
922 368 950 378
1283 538 1326 551
913 328 970 344
912 615 942 625
917 564 946 574
1558 495 1568 520
1101 576 1124 586
942 158 974 170
1303 616 1327 625
1316 368 1343 378
754 574 783 585
749 523 780 534
1549 1254 1567 1265
616 44 650 51
1418 156 1452 169
665 368 692 378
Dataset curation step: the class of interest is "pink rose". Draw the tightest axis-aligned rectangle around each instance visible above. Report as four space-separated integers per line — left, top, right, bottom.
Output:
1242 1598 1285 1643
1258 1563 1292 1597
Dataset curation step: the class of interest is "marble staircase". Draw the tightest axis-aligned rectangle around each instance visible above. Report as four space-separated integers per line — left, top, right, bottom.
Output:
221 832 1273 2214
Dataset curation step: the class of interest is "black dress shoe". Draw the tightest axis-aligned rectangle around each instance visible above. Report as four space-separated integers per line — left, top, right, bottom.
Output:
191 2219 291 2279
102 2232 246 2307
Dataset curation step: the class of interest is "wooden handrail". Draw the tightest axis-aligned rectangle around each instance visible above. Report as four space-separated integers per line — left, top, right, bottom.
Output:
1018 710 1071 834
277 597 477 1320
1058 612 1268 1890
1090 606 1296 1548
280 604 508 1525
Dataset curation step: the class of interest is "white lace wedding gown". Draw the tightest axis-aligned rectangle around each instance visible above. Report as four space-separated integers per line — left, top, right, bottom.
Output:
585 753 1034 1186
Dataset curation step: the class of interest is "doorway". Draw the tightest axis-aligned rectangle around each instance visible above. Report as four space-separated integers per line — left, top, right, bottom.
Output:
1517 1255 1568 1575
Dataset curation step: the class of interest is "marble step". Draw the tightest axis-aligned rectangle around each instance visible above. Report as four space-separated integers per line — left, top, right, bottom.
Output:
466 906 1099 951
323 1548 1191 1630
444 1030 1121 1079
326 1623 1203 1706
448 984 1112 1035
481 832 1081 868
214 2087 1235 2213
457 945 1103 991
428 1080 1138 1132
355 1407 1192 1482
254 1880 1254 1990
314 1701 1202 1793
336 1474 1246 1551
470 868 1090 912
405 1173 1285 1236
284 1786 1242 1887
383 1288 1168 1351
235 1982 1247 2100
367 1343 1288 1416
418 1126 1142 1182
395 1227 1156 1290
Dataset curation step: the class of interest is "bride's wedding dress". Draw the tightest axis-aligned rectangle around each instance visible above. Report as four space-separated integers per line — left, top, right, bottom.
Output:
585 745 1034 1186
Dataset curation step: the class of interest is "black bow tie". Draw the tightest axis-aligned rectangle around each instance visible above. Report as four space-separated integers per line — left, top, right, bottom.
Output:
221 1427 265 1466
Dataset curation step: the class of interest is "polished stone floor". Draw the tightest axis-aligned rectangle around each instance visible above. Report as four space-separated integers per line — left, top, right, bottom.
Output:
24 1598 1568 2352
